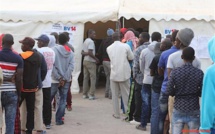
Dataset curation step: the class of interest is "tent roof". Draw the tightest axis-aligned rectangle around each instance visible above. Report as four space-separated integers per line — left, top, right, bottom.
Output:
119 0 215 22
1 0 215 23
0 0 119 23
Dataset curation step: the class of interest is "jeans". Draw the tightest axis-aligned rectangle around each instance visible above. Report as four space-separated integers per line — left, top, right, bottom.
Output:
51 82 70 123
172 109 200 134
133 81 142 122
1 91 18 134
151 89 160 134
42 87 51 125
158 92 169 134
140 84 151 127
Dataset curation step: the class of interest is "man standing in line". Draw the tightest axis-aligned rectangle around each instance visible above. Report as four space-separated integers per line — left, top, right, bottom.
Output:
81 29 99 100
0 34 23 134
36 34 55 129
98 28 114 99
129 32 150 124
166 28 201 134
50 33 74 125
19 37 42 134
107 32 134 119
137 32 161 131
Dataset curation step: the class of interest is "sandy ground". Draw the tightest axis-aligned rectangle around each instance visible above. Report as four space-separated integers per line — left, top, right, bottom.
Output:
46 86 151 134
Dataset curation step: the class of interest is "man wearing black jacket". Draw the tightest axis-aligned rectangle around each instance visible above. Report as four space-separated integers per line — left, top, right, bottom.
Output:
19 37 43 134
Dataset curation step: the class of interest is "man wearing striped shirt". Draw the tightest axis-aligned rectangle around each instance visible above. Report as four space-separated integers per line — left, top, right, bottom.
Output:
0 34 23 134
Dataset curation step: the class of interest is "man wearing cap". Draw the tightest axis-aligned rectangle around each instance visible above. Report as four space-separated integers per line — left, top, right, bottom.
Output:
167 28 201 132
19 37 42 134
0 34 23 134
98 28 114 99
35 34 55 129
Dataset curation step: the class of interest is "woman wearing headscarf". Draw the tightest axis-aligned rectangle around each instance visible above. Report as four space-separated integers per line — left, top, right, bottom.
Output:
124 31 139 51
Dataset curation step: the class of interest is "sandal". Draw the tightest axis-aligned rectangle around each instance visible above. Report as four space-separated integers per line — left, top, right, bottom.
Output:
112 114 120 119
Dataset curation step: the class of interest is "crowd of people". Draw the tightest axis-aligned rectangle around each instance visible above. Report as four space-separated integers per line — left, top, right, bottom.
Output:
0 32 74 134
82 28 215 134
0 26 215 134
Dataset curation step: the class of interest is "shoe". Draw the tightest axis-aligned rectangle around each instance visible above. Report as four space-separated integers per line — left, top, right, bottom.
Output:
37 130 47 134
112 114 120 119
130 120 141 125
45 125 51 129
108 95 112 99
105 93 108 98
136 124 146 131
56 121 64 125
89 96 95 100
67 106 72 111
122 116 129 122
82 95 89 99
62 117 64 121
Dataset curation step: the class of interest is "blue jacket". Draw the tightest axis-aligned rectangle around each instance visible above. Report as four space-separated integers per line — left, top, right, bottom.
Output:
200 36 215 134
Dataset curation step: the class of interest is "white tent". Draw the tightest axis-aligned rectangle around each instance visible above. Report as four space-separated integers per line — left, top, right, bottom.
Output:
119 0 215 71
1 0 215 93
0 0 119 93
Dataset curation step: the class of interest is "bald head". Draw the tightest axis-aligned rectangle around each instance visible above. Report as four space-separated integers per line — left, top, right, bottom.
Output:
2 34 14 47
112 32 120 41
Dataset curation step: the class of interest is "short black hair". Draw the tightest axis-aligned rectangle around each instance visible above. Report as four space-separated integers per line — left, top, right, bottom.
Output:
151 32 161 42
2 34 14 46
58 33 67 45
172 30 179 42
62 32 70 41
140 32 150 41
162 38 172 50
182 47 195 61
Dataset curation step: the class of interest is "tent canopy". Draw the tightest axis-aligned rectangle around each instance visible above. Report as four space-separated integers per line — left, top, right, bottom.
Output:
1 0 215 23
119 0 215 21
0 0 119 23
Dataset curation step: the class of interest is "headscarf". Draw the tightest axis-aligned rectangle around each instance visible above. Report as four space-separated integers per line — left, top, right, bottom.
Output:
124 31 139 50
0 34 4 50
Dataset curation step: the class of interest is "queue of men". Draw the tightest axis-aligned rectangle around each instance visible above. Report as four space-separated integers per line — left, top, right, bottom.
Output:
90 28 214 134
0 33 74 134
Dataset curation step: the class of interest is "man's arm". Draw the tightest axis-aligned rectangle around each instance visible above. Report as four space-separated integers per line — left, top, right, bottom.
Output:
88 49 99 63
158 67 164 76
15 68 23 98
139 50 145 74
0 68 3 85
166 70 175 96
40 54 47 81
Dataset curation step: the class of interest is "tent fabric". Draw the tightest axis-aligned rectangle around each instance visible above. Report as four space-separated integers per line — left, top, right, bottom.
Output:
1 0 215 23
119 0 215 22
0 0 119 23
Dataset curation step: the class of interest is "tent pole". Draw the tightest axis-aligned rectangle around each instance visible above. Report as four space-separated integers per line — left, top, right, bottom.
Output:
123 17 125 28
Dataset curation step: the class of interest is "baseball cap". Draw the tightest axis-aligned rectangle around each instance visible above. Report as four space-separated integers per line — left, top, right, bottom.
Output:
19 37 35 47
35 34 50 43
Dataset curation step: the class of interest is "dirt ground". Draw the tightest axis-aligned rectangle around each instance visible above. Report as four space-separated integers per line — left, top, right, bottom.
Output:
46 86 151 134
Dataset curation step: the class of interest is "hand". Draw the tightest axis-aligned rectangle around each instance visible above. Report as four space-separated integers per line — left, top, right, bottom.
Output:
95 58 100 64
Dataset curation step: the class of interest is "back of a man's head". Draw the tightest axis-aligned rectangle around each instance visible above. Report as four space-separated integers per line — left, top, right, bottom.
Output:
59 33 67 45
112 32 120 41
182 47 195 61
162 38 173 50
140 32 150 41
2 34 14 46
151 32 161 42
172 30 179 42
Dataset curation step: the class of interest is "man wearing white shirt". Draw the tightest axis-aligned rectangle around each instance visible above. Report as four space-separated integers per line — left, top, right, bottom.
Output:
107 32 134 119
36 34 56 129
